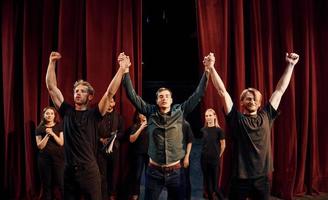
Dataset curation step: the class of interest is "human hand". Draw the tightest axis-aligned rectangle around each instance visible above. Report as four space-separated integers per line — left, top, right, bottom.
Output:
49 52 61 63
183 157 189 168
100 138 110 145
45 128 54 137
118 52 131 73
286 53 299 66
140 120 148 130
203 52 215 71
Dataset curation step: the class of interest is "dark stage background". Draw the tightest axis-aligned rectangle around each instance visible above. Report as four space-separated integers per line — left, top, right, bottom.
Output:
1 0 328 199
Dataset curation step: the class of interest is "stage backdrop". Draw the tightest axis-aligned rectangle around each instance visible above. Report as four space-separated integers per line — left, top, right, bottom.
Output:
1 0 142 199
197 0 328 199
1 0 328 200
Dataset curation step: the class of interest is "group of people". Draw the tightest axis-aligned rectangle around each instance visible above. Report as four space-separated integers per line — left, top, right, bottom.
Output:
35 50 299 200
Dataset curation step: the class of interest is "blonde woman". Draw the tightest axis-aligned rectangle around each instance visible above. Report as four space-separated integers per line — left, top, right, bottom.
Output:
200 108 225 200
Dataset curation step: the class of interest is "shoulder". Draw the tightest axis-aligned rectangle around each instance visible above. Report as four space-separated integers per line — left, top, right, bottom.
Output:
59 101 74 116
36 125 45 132
54 123 63 131
200 127 207 132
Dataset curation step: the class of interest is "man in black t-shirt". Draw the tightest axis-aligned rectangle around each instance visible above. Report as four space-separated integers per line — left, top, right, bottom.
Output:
45 51 129 200
205 52 299 200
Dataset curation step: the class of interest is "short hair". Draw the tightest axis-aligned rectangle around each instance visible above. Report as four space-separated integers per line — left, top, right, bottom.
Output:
73 80 95 95
156 87 172 98
240 88 262 103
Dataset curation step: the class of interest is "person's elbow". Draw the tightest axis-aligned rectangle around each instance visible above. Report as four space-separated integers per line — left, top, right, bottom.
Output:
58 141 64 146
221 140 226 150
129 136 136 143
37 143 44 150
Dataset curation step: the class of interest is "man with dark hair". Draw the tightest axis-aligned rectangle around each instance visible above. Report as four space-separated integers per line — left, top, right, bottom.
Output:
117 53 210 200
205 52 299 200
46 51 128 200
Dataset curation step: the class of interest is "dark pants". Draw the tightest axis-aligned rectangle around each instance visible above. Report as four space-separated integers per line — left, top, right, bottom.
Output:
201 158 224 200
97 150 120 199
130 153 149 196
181 167 191 200
229 176 270 200
38 152 64 200
145 165 184 200
64 162 101 200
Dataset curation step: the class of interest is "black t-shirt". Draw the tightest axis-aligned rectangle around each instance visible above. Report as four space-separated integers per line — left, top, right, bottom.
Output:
183 120 194 146
200 127 225 161
98 111 125 140
129 123 148 155
59 102 102 166
226 103 278 178
35 123 64 157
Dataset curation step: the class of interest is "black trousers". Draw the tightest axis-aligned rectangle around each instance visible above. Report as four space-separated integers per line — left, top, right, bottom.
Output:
129 153 149 196
38 152 64 200
64 162 101 200
97 150 120 199
181 166 191 200
201 157 224 200
229 175 270 200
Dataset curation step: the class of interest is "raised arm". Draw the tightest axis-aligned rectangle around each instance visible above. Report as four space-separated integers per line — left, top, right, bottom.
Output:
179 59 211 115
129 120 148 143
46 52 64 109
205 53 233 114
98 53 130 116
269 53 299 110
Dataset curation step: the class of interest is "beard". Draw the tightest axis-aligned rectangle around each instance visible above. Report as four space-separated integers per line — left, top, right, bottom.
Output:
74 97 88 105
244 104 258 114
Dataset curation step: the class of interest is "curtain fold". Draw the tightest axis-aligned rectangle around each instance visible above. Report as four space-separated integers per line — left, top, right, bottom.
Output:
196 0 328 199
1 0 142 199
1 0 328 199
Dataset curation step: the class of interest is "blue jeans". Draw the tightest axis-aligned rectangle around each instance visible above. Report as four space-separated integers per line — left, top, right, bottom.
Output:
145 166 184 200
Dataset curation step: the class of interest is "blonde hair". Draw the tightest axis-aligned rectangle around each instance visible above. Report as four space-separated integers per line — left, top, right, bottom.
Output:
204 108 221 128
240 88 262 103
73 80 95 95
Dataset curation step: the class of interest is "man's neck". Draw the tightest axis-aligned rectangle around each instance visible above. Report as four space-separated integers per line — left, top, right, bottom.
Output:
159 107 170 114
75 104 88 111
243 110 257 116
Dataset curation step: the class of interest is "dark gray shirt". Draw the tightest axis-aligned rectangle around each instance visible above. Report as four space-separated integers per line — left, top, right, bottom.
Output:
59 102 102 166
226 103 278 178
123 73 208 165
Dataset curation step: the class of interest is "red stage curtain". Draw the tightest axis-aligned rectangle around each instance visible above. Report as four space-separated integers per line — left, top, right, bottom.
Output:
196 0 328 199
1 0 142 199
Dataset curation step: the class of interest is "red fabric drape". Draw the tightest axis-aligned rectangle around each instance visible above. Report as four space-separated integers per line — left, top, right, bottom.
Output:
197 0 328 199
2 0 328 199
1 0 142 199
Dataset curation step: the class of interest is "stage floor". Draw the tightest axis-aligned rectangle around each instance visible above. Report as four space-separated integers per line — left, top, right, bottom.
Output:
138 139 328 200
